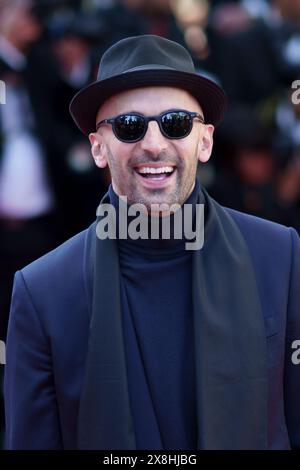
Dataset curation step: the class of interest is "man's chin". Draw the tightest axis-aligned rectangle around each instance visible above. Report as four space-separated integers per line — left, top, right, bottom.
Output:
130 189 183 212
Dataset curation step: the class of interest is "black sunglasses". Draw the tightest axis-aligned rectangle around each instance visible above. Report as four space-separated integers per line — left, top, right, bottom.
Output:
96 109 205 143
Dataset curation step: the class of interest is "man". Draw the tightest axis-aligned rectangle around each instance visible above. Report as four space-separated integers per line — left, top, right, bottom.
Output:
4 35 300 450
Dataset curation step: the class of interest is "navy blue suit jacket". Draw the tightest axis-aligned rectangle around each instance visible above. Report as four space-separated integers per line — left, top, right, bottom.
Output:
4 208 300 449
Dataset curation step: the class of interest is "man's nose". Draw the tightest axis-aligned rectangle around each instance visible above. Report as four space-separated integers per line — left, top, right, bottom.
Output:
139 120 168 155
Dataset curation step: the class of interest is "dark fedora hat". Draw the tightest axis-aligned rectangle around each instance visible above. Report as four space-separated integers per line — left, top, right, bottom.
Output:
69 35 227 136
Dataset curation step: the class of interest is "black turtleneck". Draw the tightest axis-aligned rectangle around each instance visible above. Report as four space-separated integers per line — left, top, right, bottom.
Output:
108 181 199 450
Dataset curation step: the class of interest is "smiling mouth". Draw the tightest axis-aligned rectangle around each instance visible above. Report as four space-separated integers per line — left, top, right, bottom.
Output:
134 165 176 180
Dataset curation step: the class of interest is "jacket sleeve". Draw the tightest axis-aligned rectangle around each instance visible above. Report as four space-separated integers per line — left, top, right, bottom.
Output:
4 270 63 449
284 228 300 450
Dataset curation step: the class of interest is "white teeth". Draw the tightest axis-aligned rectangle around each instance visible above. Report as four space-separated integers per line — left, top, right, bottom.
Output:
137 166 174 174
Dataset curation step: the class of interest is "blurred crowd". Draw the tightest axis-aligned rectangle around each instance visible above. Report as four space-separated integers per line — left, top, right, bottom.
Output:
0 0 300 447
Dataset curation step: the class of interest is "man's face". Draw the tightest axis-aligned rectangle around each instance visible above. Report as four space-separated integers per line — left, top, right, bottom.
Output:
274 0 300 21
89 86 214 209
0 3 42 50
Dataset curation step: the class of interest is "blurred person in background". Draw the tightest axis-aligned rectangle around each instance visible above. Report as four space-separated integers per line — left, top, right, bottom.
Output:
210 0 300 105
49 9 110 234
170 0 211 62
100 0 186 47
210 105 300 230
273 89 300 232
0 0 50 449
0 0 72 360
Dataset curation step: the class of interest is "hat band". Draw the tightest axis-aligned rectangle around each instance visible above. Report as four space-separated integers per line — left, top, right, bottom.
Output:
123 64 177 73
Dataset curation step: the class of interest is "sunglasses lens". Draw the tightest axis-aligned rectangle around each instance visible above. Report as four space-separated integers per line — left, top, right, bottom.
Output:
114 114 145 142
161 112 192 138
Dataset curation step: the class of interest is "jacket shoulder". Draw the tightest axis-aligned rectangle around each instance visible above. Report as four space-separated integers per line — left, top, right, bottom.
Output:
225 207 295 246
225 207 299 326
21 222 96 285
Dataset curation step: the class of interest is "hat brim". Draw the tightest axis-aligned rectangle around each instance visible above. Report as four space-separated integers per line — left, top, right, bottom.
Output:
69 69 227 136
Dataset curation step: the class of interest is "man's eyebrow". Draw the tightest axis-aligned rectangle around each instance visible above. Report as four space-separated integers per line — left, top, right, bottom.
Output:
115 108 200 115
116 110 144 115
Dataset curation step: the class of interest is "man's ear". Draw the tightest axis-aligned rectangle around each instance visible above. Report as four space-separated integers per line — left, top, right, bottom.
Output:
89 132 108 168
197 124 214 163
